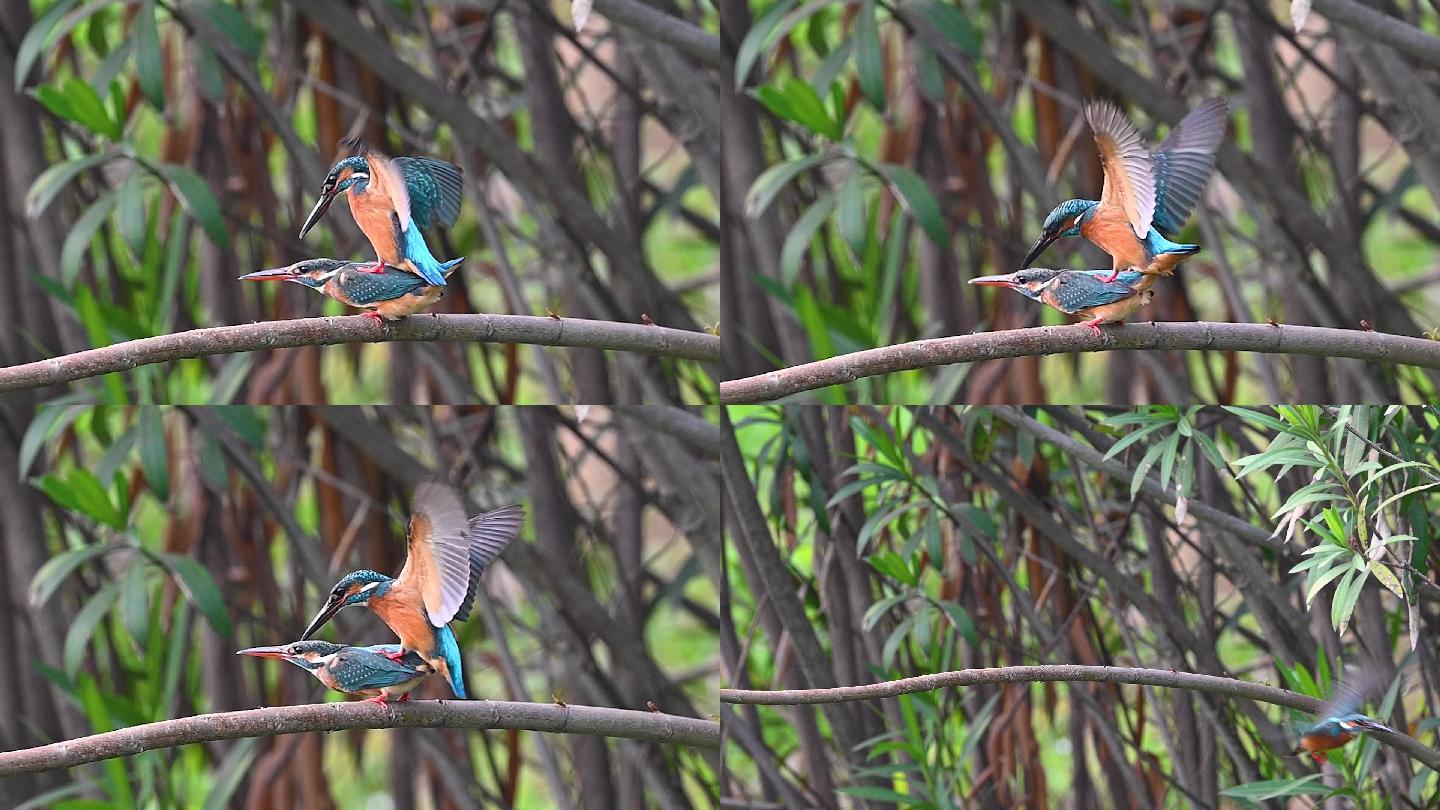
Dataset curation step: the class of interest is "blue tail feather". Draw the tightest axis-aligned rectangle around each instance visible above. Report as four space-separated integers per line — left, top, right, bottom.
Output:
436 624 466 699
1145 230 1200 258
402 226 449 286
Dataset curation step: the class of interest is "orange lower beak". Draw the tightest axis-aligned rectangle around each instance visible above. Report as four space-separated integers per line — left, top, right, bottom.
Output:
236 645 289 658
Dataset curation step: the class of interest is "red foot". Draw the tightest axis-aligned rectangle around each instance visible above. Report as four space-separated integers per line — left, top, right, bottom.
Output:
382 648 407 661
1081 318 1105 337
362 310 386 325
1311 753 1325 764
399 693 410 702
364 695 390 706
361 260 387 275
1100 269 1120 283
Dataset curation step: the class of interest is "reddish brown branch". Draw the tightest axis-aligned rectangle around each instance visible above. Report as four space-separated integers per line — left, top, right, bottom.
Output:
718 322 1440 403
0 314 720 392
0 700 719 776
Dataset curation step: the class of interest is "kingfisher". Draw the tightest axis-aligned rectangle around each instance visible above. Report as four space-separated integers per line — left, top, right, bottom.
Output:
298 138 463 287
1292 674 1397 764
1023 97 1229 282
238 257 463 322
969 267 1154 335
237 641 433 705
300 483 524 700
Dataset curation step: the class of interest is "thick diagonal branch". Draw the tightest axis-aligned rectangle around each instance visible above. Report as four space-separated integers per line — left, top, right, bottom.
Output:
0 700 719 776
0 314 720 392
718 322 1440 403
720 665 1440 771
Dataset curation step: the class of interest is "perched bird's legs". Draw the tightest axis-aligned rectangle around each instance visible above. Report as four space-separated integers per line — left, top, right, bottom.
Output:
360 259 387 275
364 695 391 706
361 310 386 325
381 648 408 662
398 693 410 702
1311 753 1325 765
1080 317 1107 337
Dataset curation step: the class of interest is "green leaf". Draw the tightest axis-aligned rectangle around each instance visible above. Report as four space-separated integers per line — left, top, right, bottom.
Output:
875 163 948 248
755 77 841 140
117 562 150 646
67 468 125 528
1332 566 1367 632
734 0 797 90
59 76 120 139
780 192 837 286
861 591 910 631
18 402 89 479
64 582 119 675
204 738 259 810
1369 560 1403 598
154 163 228 247
133 0 165 110
836 168 868 256
158 553 232 637
911 0 981 56
29 543 119 607
1220 774 1326 801
192 0 261 60
137 408 169 501
26 153 110 218
854 0 885 110
114 169 147 254
60 191 117 285
745 153 828 218
14 0 81 91
1305 559 1351 606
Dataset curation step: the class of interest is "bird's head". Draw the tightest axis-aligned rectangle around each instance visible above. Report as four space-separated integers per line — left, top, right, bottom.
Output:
300 570 394 640
1335 714 1395 736
969 268 1063 301
237 258 350 288
298 155 370 238
236 639 346 671
1023 199 1096 268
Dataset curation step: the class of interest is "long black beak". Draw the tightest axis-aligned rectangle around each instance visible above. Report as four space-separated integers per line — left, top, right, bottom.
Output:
237 267 298 282
969 272 1022 288
300 595 344 640
298 188 338 239
1020 231 1058 269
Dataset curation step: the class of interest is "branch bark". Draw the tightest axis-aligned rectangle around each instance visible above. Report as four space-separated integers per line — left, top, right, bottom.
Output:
0 314 720 393
719 665 1440 771
718 322 1440 403
0 700 719 776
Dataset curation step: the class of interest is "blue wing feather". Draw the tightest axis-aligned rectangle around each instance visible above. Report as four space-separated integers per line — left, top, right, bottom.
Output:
1151 98 1228 235
394 157 464 230
325 647 430 692
1050 271 1141 314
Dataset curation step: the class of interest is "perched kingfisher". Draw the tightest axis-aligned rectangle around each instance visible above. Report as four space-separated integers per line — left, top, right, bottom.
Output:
238 257 463 322
298 138 463 287
300 483 524 700
969 267 1154 335
237 641 432 705
1023 98 1229 282
1292 674 1397 764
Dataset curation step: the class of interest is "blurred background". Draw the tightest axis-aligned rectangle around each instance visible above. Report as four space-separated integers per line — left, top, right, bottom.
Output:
1 0 718 403
724 1 1440 402
723 405 1439 808
0 404 720 807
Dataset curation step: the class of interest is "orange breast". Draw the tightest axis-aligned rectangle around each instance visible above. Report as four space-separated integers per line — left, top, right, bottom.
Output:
346 190 404 264
370 586 438 657
1077 289 1152 325
1081 208 1148 270
373 287 442 320
1298 732 1353 753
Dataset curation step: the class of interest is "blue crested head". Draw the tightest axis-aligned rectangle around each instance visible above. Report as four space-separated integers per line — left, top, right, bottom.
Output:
299 155 372 238
300 569 395 640
1023 200 1097 268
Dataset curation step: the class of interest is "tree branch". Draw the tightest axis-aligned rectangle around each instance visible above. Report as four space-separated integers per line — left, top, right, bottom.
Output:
718 322 1440 403
1310 0 1440 71
0 314 720 392
719 665 1440 771
592 0 723 69
0 700 719 776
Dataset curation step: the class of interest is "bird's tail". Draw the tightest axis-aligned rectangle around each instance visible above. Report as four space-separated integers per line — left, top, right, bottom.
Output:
402 226 450 286
436 624 467 699
1144 230 1201 258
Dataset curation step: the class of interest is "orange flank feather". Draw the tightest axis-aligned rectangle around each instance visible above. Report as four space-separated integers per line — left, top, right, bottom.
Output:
1079 207 1148 271
372 286 443 319
1295 731 1354 758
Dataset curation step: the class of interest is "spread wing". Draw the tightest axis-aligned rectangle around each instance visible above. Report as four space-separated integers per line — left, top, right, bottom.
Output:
395 482 473 627
451 504 525 622
1318 665 1387 720
1152 98 1229 235
326 647 430 692
393 157 463 230
1086 100 1156 240
1050 271 1139 314
367 154 413 233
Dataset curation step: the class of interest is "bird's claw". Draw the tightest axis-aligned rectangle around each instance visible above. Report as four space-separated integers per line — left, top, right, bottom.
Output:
362 311 386 325
381 649 407 661
361 261 387 275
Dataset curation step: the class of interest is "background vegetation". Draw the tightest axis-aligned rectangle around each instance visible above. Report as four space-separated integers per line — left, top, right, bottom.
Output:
0 404 720 808
722 405 1439 808
724 1 1440 402
1 0 718 404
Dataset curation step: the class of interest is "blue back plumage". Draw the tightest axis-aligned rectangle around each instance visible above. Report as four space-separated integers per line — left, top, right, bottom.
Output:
395 157 464 230
402 226 450 286
1048 270 1142 314
435 623 466 699
324 645 430 693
